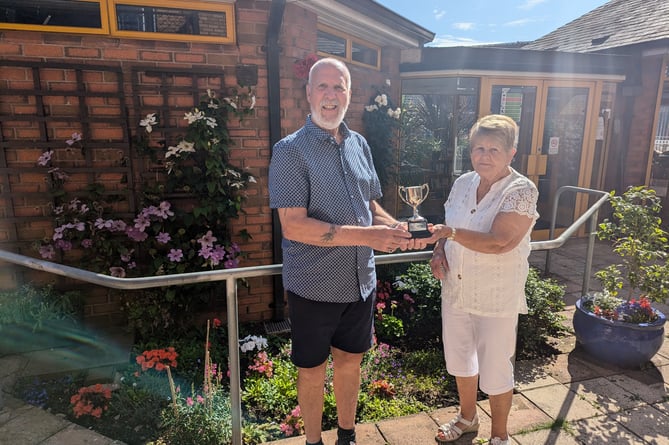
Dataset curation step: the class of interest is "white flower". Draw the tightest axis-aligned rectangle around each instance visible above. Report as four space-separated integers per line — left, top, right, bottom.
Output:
223 97 238 110
239 335 268 352
387 108 395 118
205 117 217 128
139 113 157 133
176 140 195 153
365 104 378 112
248 175 257 183
385 79 391 87
374 94 388 107
207 88 216 98
165 140 195 159
249 95 256 110
207 100 219 109
393 108 402 119
184 110 205 124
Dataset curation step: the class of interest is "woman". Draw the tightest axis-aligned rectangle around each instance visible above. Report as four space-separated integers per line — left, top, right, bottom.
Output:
429 114 539 445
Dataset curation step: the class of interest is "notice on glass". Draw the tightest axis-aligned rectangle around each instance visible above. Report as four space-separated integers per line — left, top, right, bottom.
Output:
548 137 559 155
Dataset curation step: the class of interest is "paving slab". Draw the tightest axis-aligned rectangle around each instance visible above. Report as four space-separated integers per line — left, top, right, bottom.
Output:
512 428 581 445
606 373 669 405
521 383 601 422
610 405 669 445
0 404 70 445
569 377 646 413
41 423 119 445
478 394 553 436
515 358 563 391
532 352 604 384
376 411 441 444
569 415 642 445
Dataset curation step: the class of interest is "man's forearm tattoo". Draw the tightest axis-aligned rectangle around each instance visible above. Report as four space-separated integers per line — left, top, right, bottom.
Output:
321 224 337 243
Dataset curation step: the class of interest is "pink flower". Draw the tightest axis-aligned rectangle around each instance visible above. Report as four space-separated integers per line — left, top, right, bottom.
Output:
66 132 82 146
109 267 126 278
198 230 217 248
37 151 52 166
126 227 148 242
168 249 183 262
39 245 55 260
156 232 171 244
186 397 194 406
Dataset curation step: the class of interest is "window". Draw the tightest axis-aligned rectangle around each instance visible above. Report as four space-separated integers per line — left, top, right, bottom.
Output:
0 0 108 34
0 0 234 43
317 25 380 70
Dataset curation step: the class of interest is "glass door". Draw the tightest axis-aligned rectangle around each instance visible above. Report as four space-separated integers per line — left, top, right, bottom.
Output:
482 78 598 239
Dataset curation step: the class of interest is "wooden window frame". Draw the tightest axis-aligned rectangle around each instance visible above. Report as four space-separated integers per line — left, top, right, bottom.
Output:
317 24 380 70
0 0 110 35
0 0 235 44
108 0 235 44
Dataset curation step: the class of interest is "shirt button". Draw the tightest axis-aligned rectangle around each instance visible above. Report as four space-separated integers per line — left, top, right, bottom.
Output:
457 274 462 280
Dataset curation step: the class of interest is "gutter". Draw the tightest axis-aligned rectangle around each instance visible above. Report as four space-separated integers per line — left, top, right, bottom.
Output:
266 0 287 322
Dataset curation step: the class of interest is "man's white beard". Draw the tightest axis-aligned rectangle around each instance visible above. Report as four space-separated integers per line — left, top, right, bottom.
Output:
311 104 348 130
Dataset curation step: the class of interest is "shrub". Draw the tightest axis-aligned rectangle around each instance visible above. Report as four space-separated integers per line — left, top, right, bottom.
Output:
517 268 567 359
0 284 83 331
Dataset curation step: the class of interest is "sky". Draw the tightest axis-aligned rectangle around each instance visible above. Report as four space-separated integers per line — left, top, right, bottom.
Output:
375 0 610 47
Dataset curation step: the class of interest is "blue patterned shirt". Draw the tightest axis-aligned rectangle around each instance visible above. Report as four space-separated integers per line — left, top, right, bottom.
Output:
268 116 382 303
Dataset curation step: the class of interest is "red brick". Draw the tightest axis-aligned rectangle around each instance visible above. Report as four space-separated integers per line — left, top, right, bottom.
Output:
23 44 64 57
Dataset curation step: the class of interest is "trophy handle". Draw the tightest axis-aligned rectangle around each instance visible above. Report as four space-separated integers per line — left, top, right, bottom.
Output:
398 186 409 206
421 183 429 200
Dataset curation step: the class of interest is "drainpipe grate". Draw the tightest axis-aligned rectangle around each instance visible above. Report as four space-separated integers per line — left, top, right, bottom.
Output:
263 318 291 335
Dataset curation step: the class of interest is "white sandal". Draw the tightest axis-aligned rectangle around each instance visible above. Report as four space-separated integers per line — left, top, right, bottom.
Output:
435 412 479 443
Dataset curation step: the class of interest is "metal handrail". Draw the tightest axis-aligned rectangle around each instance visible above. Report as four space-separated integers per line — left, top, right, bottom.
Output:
0 186 609 444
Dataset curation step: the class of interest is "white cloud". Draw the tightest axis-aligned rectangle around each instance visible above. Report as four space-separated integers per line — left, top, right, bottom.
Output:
453 22 475 31
518 0 546 10
504 18 537 27
433 9 446 20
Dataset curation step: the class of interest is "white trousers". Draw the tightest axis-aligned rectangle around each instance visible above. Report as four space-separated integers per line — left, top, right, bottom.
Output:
442 304 518 395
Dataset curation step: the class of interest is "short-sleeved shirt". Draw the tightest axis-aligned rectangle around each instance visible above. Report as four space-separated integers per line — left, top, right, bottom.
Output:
440 168 539 317
268 116 382 303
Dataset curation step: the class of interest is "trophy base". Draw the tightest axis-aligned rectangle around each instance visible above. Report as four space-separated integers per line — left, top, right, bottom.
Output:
407 220 431 239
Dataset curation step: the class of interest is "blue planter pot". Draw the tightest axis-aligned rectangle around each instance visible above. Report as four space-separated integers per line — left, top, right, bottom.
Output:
573 297 666 368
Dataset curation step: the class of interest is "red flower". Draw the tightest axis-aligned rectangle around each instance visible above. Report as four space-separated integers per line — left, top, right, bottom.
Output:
293 54 319 80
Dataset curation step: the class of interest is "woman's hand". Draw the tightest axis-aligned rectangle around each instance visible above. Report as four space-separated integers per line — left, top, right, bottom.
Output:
430 242 449 280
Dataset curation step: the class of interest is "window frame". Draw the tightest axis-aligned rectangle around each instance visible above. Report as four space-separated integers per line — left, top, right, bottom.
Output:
0 0 235 44
0 0 110 35
108 0 235 44
317 24 381 70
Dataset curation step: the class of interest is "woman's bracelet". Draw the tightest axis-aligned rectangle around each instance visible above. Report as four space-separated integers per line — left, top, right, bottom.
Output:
447 227 456 241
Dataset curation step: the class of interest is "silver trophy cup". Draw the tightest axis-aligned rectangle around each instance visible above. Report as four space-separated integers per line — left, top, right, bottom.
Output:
398 184 430 238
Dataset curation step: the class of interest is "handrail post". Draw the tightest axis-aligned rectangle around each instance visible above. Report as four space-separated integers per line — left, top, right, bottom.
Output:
583 207 600 295
226 276 242 445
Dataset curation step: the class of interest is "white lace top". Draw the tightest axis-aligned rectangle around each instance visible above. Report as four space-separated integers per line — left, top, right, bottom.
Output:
440 168 539 317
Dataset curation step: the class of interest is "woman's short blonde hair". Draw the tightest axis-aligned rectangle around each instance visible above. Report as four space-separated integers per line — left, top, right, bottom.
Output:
469 114 518 151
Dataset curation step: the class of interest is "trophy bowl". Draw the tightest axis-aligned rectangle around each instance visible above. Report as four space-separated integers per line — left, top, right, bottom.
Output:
398 184 430 238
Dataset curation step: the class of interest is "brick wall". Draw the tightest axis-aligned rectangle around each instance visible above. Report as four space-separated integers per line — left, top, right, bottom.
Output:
623 54 664 187
0 0 407 325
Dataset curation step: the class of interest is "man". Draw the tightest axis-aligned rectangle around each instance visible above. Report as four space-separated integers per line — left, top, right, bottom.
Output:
269 58 426 445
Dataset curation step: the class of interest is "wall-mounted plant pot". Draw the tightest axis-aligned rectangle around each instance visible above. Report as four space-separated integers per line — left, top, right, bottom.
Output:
573 297 666 368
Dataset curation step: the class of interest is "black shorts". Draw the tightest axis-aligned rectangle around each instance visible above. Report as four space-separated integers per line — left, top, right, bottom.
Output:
287 291 375 368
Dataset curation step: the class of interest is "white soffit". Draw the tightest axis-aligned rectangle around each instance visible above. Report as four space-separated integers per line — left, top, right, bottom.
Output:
288 0 422 48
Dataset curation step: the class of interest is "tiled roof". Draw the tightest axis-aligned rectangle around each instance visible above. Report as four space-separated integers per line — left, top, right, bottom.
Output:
523 0 669 53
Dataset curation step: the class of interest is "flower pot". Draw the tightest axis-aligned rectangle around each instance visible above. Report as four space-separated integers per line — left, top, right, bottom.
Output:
573 297 666 368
